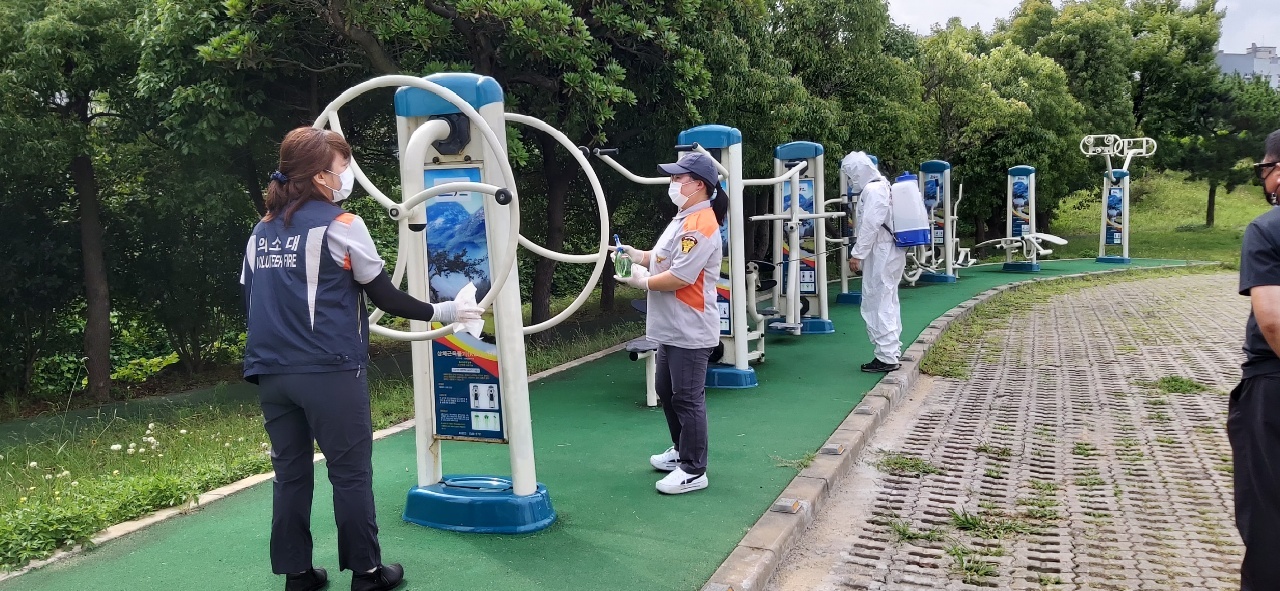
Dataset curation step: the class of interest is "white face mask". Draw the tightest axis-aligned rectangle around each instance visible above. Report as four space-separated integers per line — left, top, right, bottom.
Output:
668 181 690 209
324 166 355 202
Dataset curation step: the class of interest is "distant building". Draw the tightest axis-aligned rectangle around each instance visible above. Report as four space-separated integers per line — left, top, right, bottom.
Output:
1217 44 1280 89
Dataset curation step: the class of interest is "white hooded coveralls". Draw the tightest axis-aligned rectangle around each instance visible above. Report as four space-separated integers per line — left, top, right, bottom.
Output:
843 152 905 364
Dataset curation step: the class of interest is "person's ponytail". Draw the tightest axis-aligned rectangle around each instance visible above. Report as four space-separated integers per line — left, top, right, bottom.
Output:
711 184 729 227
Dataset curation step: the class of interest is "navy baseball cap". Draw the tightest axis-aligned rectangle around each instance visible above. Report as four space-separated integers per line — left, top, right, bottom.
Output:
658 153 720 194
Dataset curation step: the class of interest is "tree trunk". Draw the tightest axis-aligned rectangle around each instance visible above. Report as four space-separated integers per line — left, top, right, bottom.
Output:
1206 181 1217 228
973 215 987 244
72 152 112 403
531 135 571 330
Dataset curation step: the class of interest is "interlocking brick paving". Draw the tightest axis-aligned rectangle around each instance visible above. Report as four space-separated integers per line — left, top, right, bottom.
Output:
770 273 1246 591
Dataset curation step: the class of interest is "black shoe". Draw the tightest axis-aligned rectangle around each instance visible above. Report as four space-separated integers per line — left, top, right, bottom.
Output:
861 359 900 373
352 564 404 591
286 567 327 591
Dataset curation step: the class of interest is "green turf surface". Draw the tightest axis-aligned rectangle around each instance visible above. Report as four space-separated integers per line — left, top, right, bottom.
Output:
4 258 1192 591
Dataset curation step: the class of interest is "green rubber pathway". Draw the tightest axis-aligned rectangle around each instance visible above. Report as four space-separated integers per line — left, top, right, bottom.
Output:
5 259 1190 591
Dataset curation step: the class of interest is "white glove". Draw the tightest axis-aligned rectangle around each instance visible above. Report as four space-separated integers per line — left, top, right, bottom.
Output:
613 263 651 290
608 244 646 266
432 282 485 337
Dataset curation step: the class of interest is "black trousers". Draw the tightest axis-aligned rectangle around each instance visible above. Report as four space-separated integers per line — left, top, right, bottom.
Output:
1228 375 1280 590
258 369 381 574
655 344 714 475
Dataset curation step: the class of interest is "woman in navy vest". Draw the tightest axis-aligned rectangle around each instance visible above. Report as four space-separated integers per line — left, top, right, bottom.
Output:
242 127 481 591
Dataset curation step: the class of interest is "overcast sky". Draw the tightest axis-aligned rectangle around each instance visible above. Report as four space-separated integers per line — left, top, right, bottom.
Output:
888 0 1277 53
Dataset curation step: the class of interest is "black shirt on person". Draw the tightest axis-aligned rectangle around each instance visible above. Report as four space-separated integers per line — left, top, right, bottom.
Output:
1240 206 1280 377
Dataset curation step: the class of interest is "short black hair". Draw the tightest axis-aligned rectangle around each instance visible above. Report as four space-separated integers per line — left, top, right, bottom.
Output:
1267 129 1280 160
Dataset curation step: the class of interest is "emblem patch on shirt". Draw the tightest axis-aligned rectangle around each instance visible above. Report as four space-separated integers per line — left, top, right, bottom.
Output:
680 236 697 253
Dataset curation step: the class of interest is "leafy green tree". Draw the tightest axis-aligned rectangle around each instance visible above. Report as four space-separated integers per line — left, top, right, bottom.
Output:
0 0 146 401
1166 76 1280 227
1130 0 1223 142
996 0 1057 50
1029 0 1135 137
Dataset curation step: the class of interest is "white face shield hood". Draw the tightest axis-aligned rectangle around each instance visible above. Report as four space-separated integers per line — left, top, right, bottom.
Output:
841 151 880 194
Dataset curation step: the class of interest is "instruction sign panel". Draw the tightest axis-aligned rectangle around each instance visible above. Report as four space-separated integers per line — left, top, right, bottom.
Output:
781 179 818 295
924 173 946 245
1010 175 1031 238
715 181 733 335
1105 186 1124 245
424 167 506 443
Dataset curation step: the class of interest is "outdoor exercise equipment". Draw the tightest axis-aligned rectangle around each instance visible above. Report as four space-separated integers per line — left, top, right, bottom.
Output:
903 160 974 284
314 73 611 534
1080 134 1157 263
752 142 844 335
596 126 812 394
835 154 877 305
973 166 1068 273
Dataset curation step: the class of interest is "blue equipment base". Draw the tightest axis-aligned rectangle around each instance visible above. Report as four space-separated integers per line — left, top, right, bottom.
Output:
1096 256 1131 264
918 272 958 284
706 364 758 389
1002 262 1041 273
403 475 555 534
801 318 835 334
836 292 862 305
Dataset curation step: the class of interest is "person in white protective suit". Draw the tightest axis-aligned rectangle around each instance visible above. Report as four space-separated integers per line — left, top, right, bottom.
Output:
842 151 905 372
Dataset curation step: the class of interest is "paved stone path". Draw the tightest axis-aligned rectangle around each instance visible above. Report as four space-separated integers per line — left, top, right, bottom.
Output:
769 273 1247 591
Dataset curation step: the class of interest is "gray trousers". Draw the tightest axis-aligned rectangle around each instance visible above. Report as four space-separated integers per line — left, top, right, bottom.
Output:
258 369 381 574
655 344 713 475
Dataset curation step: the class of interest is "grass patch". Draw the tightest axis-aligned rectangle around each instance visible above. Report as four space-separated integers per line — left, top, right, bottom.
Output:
1072 442 1099 457
526 321 644 375
874 452 944 477
947 543 999 584
888 519 944 544
948 508 1034 539
1076 475 1106 487
975 441 1015 460
1155 376 1208 394
771 452 816 472
984 467 1003 479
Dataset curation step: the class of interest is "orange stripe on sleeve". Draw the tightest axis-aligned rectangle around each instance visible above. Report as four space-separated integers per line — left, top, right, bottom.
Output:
343 254 352 270
676 270 705 310
336 212 356 224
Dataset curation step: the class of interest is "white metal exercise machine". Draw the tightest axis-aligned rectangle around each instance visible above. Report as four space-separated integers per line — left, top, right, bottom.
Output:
753 142 843 335
904 160 974 284
1080 134 1157 263
973 165 1068 273
314 73 611 534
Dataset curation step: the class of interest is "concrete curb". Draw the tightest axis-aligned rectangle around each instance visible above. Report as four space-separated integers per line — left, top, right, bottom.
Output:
697 262 1219 591
0 340 633 581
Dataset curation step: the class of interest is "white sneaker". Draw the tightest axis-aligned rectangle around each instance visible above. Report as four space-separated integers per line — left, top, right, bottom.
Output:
649 446 679 472
656 468 708 495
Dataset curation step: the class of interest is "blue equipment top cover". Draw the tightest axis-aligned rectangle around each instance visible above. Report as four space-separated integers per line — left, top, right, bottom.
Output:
678 125 743 149
394 73 504 118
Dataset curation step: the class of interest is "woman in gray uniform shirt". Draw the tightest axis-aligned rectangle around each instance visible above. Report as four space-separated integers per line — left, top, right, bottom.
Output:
613 152 728 494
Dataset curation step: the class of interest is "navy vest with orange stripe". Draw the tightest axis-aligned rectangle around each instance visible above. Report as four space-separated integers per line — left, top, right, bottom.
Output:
242 199 369 382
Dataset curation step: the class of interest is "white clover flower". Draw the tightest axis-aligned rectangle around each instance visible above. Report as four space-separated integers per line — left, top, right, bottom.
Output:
237 437 244 442
145 430 152 435
260 443 269 449
157 454 163 458
58 470 69 478
71 481 78 487
44 474 53 480
224 443 231 448
29 461 37 468
128 443 136 449
127 448 135 455
179 430 188 435
0 454 5 461
112 470 119 475
148 423 155 429
138 448 146 454
110 444 122 451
